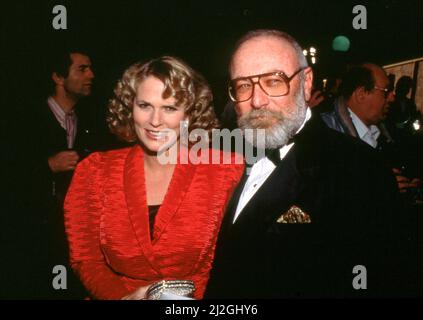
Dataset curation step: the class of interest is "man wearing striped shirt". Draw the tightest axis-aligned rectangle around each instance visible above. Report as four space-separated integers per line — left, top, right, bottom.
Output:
24 49 95 299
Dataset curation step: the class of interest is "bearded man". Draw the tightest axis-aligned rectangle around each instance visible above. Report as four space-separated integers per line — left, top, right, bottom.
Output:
204 29 409 298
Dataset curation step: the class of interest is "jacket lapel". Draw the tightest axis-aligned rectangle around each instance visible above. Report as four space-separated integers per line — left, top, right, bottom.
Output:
124 146 197 254
232 148 300 228
335 97 359 138
152 147 196 243
218 168 250 234
229 115 325 229
124 146 161 273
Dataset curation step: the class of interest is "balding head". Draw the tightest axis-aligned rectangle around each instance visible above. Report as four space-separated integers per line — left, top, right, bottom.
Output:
229 29 308 78
341 63 394 126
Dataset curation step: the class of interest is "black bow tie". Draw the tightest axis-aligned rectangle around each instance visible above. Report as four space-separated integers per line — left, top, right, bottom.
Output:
264 136 295 166
265 148 282 166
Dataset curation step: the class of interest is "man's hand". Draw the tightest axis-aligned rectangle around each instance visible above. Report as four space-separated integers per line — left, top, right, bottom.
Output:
48 151 80 173
392 168 421 193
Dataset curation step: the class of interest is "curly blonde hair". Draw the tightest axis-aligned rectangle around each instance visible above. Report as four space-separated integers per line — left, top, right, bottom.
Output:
107 56 219 142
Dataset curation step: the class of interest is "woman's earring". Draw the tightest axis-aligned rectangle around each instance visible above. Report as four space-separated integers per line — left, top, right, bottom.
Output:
183 119 189 129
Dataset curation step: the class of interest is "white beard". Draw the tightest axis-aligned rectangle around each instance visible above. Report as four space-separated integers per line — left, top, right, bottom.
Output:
237 85 308 149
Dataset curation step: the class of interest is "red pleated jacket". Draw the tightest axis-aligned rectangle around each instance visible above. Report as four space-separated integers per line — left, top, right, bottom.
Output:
64 145 243 299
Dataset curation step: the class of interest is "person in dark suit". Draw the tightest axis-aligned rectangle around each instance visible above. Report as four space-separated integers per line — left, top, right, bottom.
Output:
204 29 415 298
4 49 96 299
321 64 421 195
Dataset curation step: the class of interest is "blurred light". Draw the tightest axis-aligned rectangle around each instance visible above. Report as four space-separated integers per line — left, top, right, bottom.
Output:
310 47 316 55
323 78 327 90
311 57 316 64
413 119 421 131
332 35 350 52
303 49 308 56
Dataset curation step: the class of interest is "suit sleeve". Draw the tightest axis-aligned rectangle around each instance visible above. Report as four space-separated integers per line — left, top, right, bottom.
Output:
64 153 134 299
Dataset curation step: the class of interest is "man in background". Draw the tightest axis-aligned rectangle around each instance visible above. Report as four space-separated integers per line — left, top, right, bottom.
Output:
4 48 97 299
321 63 421 197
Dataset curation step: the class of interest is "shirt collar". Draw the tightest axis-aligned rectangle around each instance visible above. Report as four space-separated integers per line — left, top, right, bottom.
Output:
48 96 67 120
348 108 380 147
276 107 311 160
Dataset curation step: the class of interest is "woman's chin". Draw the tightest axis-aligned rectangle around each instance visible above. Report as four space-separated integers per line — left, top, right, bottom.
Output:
139 141 162 155
140 141 179 157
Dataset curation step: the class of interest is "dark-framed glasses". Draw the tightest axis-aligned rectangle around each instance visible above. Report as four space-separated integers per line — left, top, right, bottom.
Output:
228 67 305 102
373 86 391 98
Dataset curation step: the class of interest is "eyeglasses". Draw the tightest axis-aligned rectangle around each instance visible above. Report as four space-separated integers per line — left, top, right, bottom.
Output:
228 68 305 102
373 86 391 98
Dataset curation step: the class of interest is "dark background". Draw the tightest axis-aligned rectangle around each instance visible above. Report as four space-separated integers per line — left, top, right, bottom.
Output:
2 0 423 116
1 0 423 299
1 0 423 177
1 0 423 179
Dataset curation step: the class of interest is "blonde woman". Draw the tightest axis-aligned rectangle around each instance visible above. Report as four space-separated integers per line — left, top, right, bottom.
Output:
64 56 243 299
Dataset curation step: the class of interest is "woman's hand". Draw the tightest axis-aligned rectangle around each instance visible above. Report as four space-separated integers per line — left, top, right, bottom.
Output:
121 284 152 300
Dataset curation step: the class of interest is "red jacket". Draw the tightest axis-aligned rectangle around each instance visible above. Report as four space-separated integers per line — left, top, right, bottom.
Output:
64 145 243 299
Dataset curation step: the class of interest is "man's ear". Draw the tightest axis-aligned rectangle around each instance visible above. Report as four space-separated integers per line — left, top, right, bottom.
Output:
303 67 313 101
353 86 369 103
52 72 64 86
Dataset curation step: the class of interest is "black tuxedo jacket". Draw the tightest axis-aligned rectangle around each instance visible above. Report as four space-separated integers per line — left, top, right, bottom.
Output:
205 114 413 298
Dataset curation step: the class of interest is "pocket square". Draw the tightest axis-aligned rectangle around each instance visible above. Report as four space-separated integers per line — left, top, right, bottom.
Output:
276 205 311 224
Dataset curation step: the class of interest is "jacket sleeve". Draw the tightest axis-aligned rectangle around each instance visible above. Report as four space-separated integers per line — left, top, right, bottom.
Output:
64 153 134 299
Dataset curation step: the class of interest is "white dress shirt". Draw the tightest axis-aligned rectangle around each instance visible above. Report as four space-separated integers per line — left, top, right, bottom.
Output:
233 108 312 223
348 108 380 149
47 97 78 149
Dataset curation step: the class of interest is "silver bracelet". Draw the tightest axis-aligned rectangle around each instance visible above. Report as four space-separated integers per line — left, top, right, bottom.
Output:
146 280 195 300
